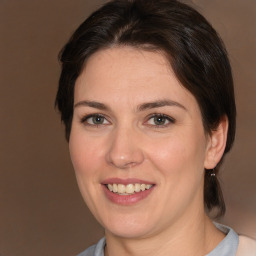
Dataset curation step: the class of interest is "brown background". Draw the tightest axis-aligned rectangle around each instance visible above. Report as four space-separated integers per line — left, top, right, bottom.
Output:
0 0 255 255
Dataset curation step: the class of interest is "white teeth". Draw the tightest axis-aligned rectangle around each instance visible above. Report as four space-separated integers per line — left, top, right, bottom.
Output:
117 184 126 194
134 183 141 192
125 184 135 194
106 183 153 195
113 184 118 193
145 184 151 189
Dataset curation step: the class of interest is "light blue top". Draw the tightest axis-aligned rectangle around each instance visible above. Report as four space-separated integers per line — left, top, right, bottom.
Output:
77 223 239 256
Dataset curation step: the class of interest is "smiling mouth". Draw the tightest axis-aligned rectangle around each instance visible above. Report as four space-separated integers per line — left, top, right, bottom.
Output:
105 183 153 195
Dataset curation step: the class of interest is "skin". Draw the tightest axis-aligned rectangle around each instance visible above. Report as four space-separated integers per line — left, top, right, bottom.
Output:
69 46 228 256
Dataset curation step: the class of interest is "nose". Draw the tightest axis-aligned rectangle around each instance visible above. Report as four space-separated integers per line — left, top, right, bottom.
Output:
105 126 144 169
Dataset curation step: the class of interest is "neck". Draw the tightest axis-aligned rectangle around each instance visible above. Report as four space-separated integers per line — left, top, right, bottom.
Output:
104 212 225 256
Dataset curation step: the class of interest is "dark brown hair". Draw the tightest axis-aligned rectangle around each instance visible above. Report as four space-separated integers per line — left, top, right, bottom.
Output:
56 0 236 217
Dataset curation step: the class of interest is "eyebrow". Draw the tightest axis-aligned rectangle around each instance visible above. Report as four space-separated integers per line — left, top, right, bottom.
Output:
74 100 109 110
138 99 187 112
74 99 186 112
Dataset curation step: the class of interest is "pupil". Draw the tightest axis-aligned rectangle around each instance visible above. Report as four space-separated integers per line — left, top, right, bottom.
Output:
154 116 165 125
93 116 103 124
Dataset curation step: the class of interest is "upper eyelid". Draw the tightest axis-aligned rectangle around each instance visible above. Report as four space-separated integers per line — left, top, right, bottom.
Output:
147 114 176 126
80 113 175 124
146 113 175 121
81 113 110 123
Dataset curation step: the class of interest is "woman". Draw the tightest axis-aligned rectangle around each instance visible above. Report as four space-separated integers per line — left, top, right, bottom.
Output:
56 0 256 255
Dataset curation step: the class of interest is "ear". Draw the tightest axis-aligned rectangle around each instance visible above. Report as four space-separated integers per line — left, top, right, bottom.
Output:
204 116 229 169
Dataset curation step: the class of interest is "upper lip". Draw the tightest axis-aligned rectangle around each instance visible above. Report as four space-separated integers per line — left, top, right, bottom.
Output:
101 178 155 185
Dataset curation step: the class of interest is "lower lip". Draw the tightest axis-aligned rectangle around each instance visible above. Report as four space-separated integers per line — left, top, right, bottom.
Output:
102 185 155 205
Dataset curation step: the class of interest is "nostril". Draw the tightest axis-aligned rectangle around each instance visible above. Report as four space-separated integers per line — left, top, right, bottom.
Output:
105 131 145 169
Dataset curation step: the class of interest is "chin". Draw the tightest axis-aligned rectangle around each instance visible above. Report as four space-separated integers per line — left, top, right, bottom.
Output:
106 224 153 239
101 213 157 239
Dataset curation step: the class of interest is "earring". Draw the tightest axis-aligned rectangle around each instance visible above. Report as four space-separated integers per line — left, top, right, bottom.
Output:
211 169 216 177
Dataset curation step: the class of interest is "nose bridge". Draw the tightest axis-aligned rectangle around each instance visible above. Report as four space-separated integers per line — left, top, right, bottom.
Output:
106 123 144 169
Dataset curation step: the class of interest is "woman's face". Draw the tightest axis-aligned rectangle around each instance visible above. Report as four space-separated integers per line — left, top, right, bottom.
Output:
69 47 212 238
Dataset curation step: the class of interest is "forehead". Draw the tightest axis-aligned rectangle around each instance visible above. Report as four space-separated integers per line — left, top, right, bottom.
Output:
81 46 173 85
74 46 197 110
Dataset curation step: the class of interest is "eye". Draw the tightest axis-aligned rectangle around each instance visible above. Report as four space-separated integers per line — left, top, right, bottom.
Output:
146 114 175 127
81 114 110 126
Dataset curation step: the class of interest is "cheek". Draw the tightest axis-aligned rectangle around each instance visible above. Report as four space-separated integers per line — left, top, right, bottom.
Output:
68 130 106 215
69 130 105 181
145 131 207 181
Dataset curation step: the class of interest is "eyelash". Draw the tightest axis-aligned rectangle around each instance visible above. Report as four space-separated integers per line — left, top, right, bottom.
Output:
145 113 175 128
80 113 175 128
80 114 110 127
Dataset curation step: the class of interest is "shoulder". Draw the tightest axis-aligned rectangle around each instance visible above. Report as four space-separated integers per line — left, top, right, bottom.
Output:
76 238 106 256
236 235 256 256
77 244 96 256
